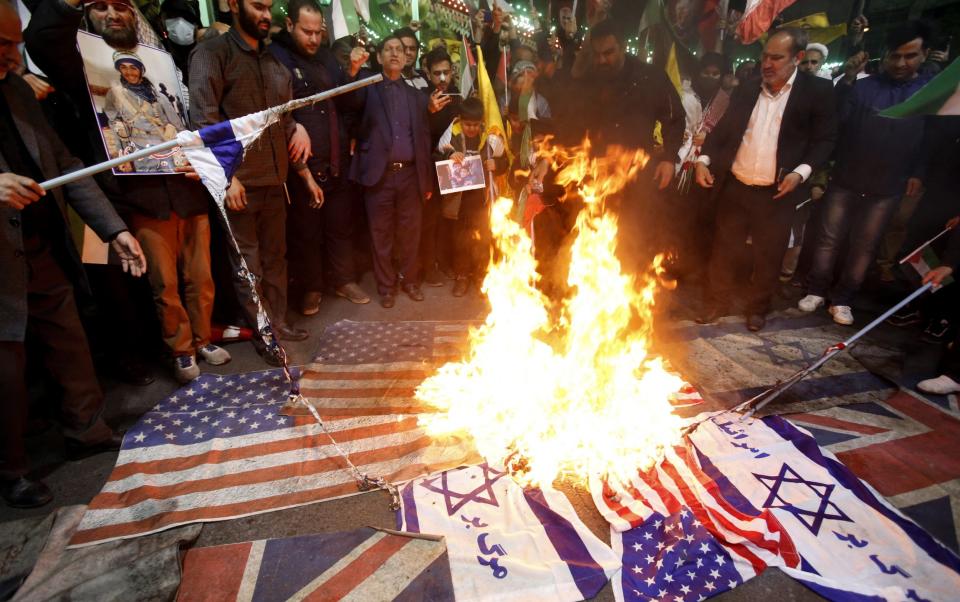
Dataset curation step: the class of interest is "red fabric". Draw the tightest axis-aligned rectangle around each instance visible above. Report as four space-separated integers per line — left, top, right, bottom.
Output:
736 0 799 45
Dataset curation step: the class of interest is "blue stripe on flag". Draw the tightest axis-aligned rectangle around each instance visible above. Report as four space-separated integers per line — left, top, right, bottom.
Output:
766 416 960 574
399 481 419 533
692 443 762 516
198 120 244 182
523 487 609 599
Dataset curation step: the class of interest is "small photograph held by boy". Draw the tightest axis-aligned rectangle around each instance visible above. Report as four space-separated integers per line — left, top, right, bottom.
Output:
436 98 508 297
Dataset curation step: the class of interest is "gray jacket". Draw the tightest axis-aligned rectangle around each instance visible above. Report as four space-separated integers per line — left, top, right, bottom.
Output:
1 74 127 342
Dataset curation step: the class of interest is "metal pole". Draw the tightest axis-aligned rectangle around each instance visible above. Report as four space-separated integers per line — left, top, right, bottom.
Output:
38 74 383 193
899 225 954 265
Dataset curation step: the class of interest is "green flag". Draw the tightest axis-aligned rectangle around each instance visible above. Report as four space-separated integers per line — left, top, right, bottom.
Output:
881 58 960 118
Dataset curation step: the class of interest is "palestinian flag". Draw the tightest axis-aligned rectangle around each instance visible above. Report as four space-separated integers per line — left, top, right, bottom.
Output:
901 246 955 286
881 57 960 117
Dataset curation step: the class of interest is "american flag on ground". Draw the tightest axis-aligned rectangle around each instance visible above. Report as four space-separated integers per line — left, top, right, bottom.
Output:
595 415 960 601
177 527 453 601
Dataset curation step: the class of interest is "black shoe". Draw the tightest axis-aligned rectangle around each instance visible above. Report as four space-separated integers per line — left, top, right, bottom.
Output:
1 477 53 509
66 431 124 460
260 348 283 367
746 314 766 332
888 309 923 327
380 293 396 308
402 284 425 301
452 276 469 297
922 319 953 344
695 306 727 325
114 358 155 386
276 325 309 341
422 268 445 287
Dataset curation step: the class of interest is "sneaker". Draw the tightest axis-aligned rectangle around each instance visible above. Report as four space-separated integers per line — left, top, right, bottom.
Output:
301 292 322 316
798 294 825 312
917 374 960 395
174 355 200 384
922 319 953 344
335 282 371 304
197 343 231 366
828 305 854 325
422 267 445 287
887 309 923 327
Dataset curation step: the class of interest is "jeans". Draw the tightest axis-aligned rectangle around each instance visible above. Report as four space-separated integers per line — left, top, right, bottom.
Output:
807 186 900 306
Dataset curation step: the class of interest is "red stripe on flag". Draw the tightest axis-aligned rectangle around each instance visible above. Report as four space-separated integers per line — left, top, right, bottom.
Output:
600 479 647 527
302 534 411 601
302 369 429 380
178 541 251 601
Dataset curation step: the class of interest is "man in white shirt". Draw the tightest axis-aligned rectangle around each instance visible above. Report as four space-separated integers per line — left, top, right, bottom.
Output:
694 28 837 331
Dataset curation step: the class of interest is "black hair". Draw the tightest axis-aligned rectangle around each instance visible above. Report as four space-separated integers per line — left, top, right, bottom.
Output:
886 20 934 51
393 27 419 44
423 46 452 71
377 34 402 53
459 97 484 121
286 0 321 24
588 19 624 45
699 51 729 74
769 27 808 56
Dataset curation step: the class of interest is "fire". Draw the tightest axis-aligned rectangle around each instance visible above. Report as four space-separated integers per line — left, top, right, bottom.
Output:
416 141 684 486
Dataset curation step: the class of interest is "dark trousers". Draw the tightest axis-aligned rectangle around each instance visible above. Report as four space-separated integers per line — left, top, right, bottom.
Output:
1 239 111 479
450 191 490 276
705 176 795 315
807 186 900 306
419 180 444 278
287 174 358 292
225 185 288 333
363 166 422 296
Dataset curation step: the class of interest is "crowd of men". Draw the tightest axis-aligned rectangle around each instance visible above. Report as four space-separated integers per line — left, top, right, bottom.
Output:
1 0 959 508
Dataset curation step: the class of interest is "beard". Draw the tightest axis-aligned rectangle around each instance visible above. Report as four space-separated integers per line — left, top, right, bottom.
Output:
238 2 270 40
100 23 139 49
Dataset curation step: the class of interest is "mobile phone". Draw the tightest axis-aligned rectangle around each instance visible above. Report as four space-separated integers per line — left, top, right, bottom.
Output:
483 9 493 24
439 92 462 97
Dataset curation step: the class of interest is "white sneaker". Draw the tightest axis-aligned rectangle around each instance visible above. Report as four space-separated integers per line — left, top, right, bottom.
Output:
798 294 825 312
174 355 200 384
829 305 854 325
197 343 231 366
917 375 960 395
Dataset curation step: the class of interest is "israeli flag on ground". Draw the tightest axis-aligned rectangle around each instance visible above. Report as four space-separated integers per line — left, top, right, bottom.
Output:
175 110 279 205
397 463 619 601
595 415 960 601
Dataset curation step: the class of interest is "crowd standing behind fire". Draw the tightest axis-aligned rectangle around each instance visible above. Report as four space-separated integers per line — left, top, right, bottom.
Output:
1 0 960 508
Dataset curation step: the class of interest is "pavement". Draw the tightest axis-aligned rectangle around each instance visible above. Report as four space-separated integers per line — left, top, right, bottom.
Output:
1 270 950 601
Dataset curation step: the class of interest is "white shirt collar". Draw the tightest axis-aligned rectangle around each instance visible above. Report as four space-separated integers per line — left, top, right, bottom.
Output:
762 67 798 98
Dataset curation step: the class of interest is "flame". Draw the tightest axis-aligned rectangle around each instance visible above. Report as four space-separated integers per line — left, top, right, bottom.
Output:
416 141 684 486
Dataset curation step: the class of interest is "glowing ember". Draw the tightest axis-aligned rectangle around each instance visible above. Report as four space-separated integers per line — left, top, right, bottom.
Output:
416 141 684 486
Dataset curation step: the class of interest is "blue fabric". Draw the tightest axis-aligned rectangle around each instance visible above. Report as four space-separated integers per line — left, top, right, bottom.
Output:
382 79 415 162
198 119 244 183
832 73 932 196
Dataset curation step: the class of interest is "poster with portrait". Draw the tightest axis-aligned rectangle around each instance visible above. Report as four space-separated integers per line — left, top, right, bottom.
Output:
77 30 189 175
435 155 487 194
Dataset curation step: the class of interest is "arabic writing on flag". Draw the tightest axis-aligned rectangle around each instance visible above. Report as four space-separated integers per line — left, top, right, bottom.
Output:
398 463 620 602
595 414 960 601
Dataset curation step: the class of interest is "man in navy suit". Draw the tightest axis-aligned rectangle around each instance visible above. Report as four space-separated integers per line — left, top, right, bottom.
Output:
349 34 433 308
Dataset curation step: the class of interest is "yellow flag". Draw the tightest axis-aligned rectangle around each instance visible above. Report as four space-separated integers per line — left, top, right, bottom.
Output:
782 12 830 29
666 43 682 95
761 13 847 46
475 47 506 139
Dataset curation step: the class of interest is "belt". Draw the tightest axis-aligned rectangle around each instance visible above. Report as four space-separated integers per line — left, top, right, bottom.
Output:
387 161 413 172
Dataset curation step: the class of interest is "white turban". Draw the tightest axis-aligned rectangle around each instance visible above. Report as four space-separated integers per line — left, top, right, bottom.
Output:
806 43 829 60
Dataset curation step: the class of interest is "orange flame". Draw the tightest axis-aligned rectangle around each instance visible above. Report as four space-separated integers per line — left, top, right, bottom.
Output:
417 141 684 486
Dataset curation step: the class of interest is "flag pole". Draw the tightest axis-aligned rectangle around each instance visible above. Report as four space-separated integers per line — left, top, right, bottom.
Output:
898 224 956 265
38 74 383 193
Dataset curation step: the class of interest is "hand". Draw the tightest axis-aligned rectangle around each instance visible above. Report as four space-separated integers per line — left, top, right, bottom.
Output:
428 89 452 114
485 158 497 172
946 216 959 230
225 176 247 211
288 123 312 164
692 131 706 147
174 163 201 181
425 191 432 201
301 170 324 209
450 151 465 164
0 173 45 210
22 74 54 101
905 177 923 198
843 51 869 83
348 46 369 78
811 185 825 201
928 49 949 64
408 20 421 32
773 172 803 200
110 231 147 277
694 162 714 188
652 160 674 190
922 265 954 287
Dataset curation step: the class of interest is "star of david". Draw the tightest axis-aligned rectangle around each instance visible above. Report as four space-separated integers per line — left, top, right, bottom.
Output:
749 335 818 369
420 463 506 516
754 463 852 535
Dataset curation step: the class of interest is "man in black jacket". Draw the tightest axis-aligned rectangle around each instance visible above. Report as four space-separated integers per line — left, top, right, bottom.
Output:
695 27 837 332
269 0 370 314
24 0 230 383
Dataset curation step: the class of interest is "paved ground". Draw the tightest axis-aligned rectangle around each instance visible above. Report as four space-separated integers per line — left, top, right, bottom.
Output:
2 270 947 601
